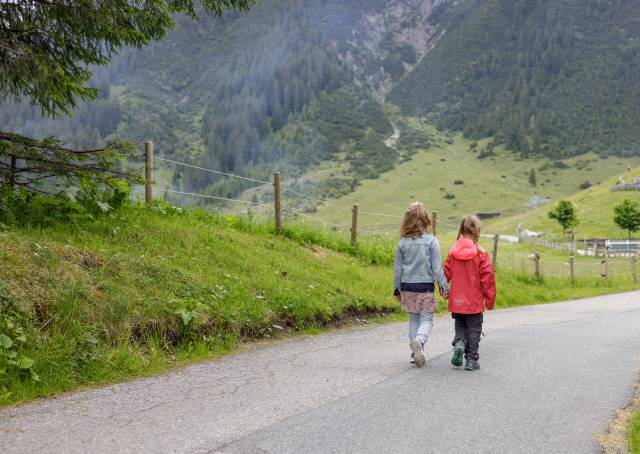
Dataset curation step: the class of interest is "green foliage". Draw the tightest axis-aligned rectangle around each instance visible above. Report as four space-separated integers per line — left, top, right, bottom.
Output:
0 180 130 226
548 200 579 232
390 0 640 159
579 180 592 190
0 0 255 114
613 199 640 239
0 289 39 394
529 168 537 187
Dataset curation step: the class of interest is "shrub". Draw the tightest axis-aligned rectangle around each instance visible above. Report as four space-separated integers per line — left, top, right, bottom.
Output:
444 191 456 200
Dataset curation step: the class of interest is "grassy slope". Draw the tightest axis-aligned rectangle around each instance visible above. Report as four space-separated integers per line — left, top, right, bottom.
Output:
1 207 637 407
313 132 640 234
631 410 640 453
0 207 395 406
487 167 640 239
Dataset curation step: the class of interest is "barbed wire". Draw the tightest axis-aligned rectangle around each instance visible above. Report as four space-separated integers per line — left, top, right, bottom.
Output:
282 207 348 229
160 188 272 207
155 156 272 185
151 155 474 227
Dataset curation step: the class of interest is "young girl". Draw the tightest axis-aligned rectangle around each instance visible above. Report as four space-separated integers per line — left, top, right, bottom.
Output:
444 215 496 371
394 202 449 367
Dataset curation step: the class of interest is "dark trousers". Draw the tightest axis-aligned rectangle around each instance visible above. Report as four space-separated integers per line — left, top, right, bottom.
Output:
452 313 483 361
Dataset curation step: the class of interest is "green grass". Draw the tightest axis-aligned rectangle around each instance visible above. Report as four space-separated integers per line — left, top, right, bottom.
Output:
631 410 640 453
0 205 637 407
312 132 640 235
487 167 640 239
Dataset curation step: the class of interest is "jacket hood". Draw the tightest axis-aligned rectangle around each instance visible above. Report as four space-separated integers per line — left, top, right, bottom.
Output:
450 238 479 261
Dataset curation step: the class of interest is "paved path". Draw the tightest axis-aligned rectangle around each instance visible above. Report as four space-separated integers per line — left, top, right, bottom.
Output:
1 292 639 454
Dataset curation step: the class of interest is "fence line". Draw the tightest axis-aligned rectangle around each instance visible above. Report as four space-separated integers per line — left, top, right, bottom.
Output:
161 188 271 207
154 156 272 185
153 154 407 219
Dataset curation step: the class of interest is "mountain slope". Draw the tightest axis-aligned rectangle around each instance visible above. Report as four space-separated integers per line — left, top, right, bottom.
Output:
0 0 441 199
390 0 640 159
313 131 640 233
486 167 640 238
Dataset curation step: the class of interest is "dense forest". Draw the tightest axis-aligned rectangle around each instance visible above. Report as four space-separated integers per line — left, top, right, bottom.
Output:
390 0 640 159
3 0 640 204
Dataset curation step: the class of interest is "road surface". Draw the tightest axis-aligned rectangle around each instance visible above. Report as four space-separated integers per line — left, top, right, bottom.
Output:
1 292 639 453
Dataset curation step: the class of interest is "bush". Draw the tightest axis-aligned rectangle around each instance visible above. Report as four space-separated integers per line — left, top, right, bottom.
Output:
0 180 131 226
444 191 456 200
579 180 592 190
454 180 464 185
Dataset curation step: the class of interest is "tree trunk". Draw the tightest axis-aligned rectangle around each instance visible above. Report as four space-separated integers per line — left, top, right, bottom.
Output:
9 155 16 188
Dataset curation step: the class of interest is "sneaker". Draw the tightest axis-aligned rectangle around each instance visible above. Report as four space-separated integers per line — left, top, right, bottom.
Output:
451 341 464 367
410 340 425 367
464 359 480 371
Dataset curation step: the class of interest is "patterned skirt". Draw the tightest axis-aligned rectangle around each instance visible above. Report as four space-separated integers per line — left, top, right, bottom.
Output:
400 291 437 313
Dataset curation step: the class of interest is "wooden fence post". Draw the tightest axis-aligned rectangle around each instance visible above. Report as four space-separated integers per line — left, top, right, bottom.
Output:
602 246 609 284
273 172 282 234
492 234 499 267
534 252 541 279
350 204 359 246
432 211 438 236
632 251 638 284
144 141 153 207
569 254 575 285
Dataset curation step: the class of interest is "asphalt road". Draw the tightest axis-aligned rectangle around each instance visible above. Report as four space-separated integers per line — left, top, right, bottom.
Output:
1 292 639 454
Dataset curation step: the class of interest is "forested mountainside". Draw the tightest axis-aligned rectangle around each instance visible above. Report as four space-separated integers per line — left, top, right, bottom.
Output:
2 0 640 204
390 0 640 159
0 0 440 199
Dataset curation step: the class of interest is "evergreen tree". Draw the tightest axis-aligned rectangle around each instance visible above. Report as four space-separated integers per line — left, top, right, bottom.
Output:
529 168 537 187
0 0 254 193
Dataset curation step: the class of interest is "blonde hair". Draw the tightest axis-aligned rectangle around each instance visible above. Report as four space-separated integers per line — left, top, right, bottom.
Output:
400 202 432 238
457 215 481 242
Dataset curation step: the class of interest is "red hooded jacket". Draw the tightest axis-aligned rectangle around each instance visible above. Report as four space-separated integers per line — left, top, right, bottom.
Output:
444 238 497 314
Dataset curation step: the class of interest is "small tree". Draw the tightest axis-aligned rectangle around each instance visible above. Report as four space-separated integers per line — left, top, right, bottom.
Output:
548 200 578 233
529 168 537 187
613 199 640 239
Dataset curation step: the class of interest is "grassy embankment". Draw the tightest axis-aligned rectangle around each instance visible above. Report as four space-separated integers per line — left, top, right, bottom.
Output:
1 206 637 407
631 410 640 453
487 167 640 239
313 132 640 234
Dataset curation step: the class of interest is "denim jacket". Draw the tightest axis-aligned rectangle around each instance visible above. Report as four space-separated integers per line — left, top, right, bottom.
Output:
393 233 449 294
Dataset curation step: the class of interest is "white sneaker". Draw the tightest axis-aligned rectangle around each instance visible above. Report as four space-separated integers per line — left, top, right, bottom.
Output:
410 339 425 367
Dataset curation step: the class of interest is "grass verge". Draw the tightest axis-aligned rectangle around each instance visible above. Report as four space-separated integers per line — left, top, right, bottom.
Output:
631 410 640 453
0 205 636 407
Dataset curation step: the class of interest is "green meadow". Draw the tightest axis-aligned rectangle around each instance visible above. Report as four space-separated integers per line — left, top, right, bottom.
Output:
312 133 640 235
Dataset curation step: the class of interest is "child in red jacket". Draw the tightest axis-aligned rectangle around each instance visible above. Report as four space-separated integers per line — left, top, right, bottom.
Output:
444 215 496 371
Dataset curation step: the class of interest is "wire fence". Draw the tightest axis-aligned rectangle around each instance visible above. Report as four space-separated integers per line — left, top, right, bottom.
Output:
143 149 428 236
128 144 640 284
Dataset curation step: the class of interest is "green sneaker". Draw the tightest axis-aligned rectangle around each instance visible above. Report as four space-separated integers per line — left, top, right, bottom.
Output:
451 341 464 367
